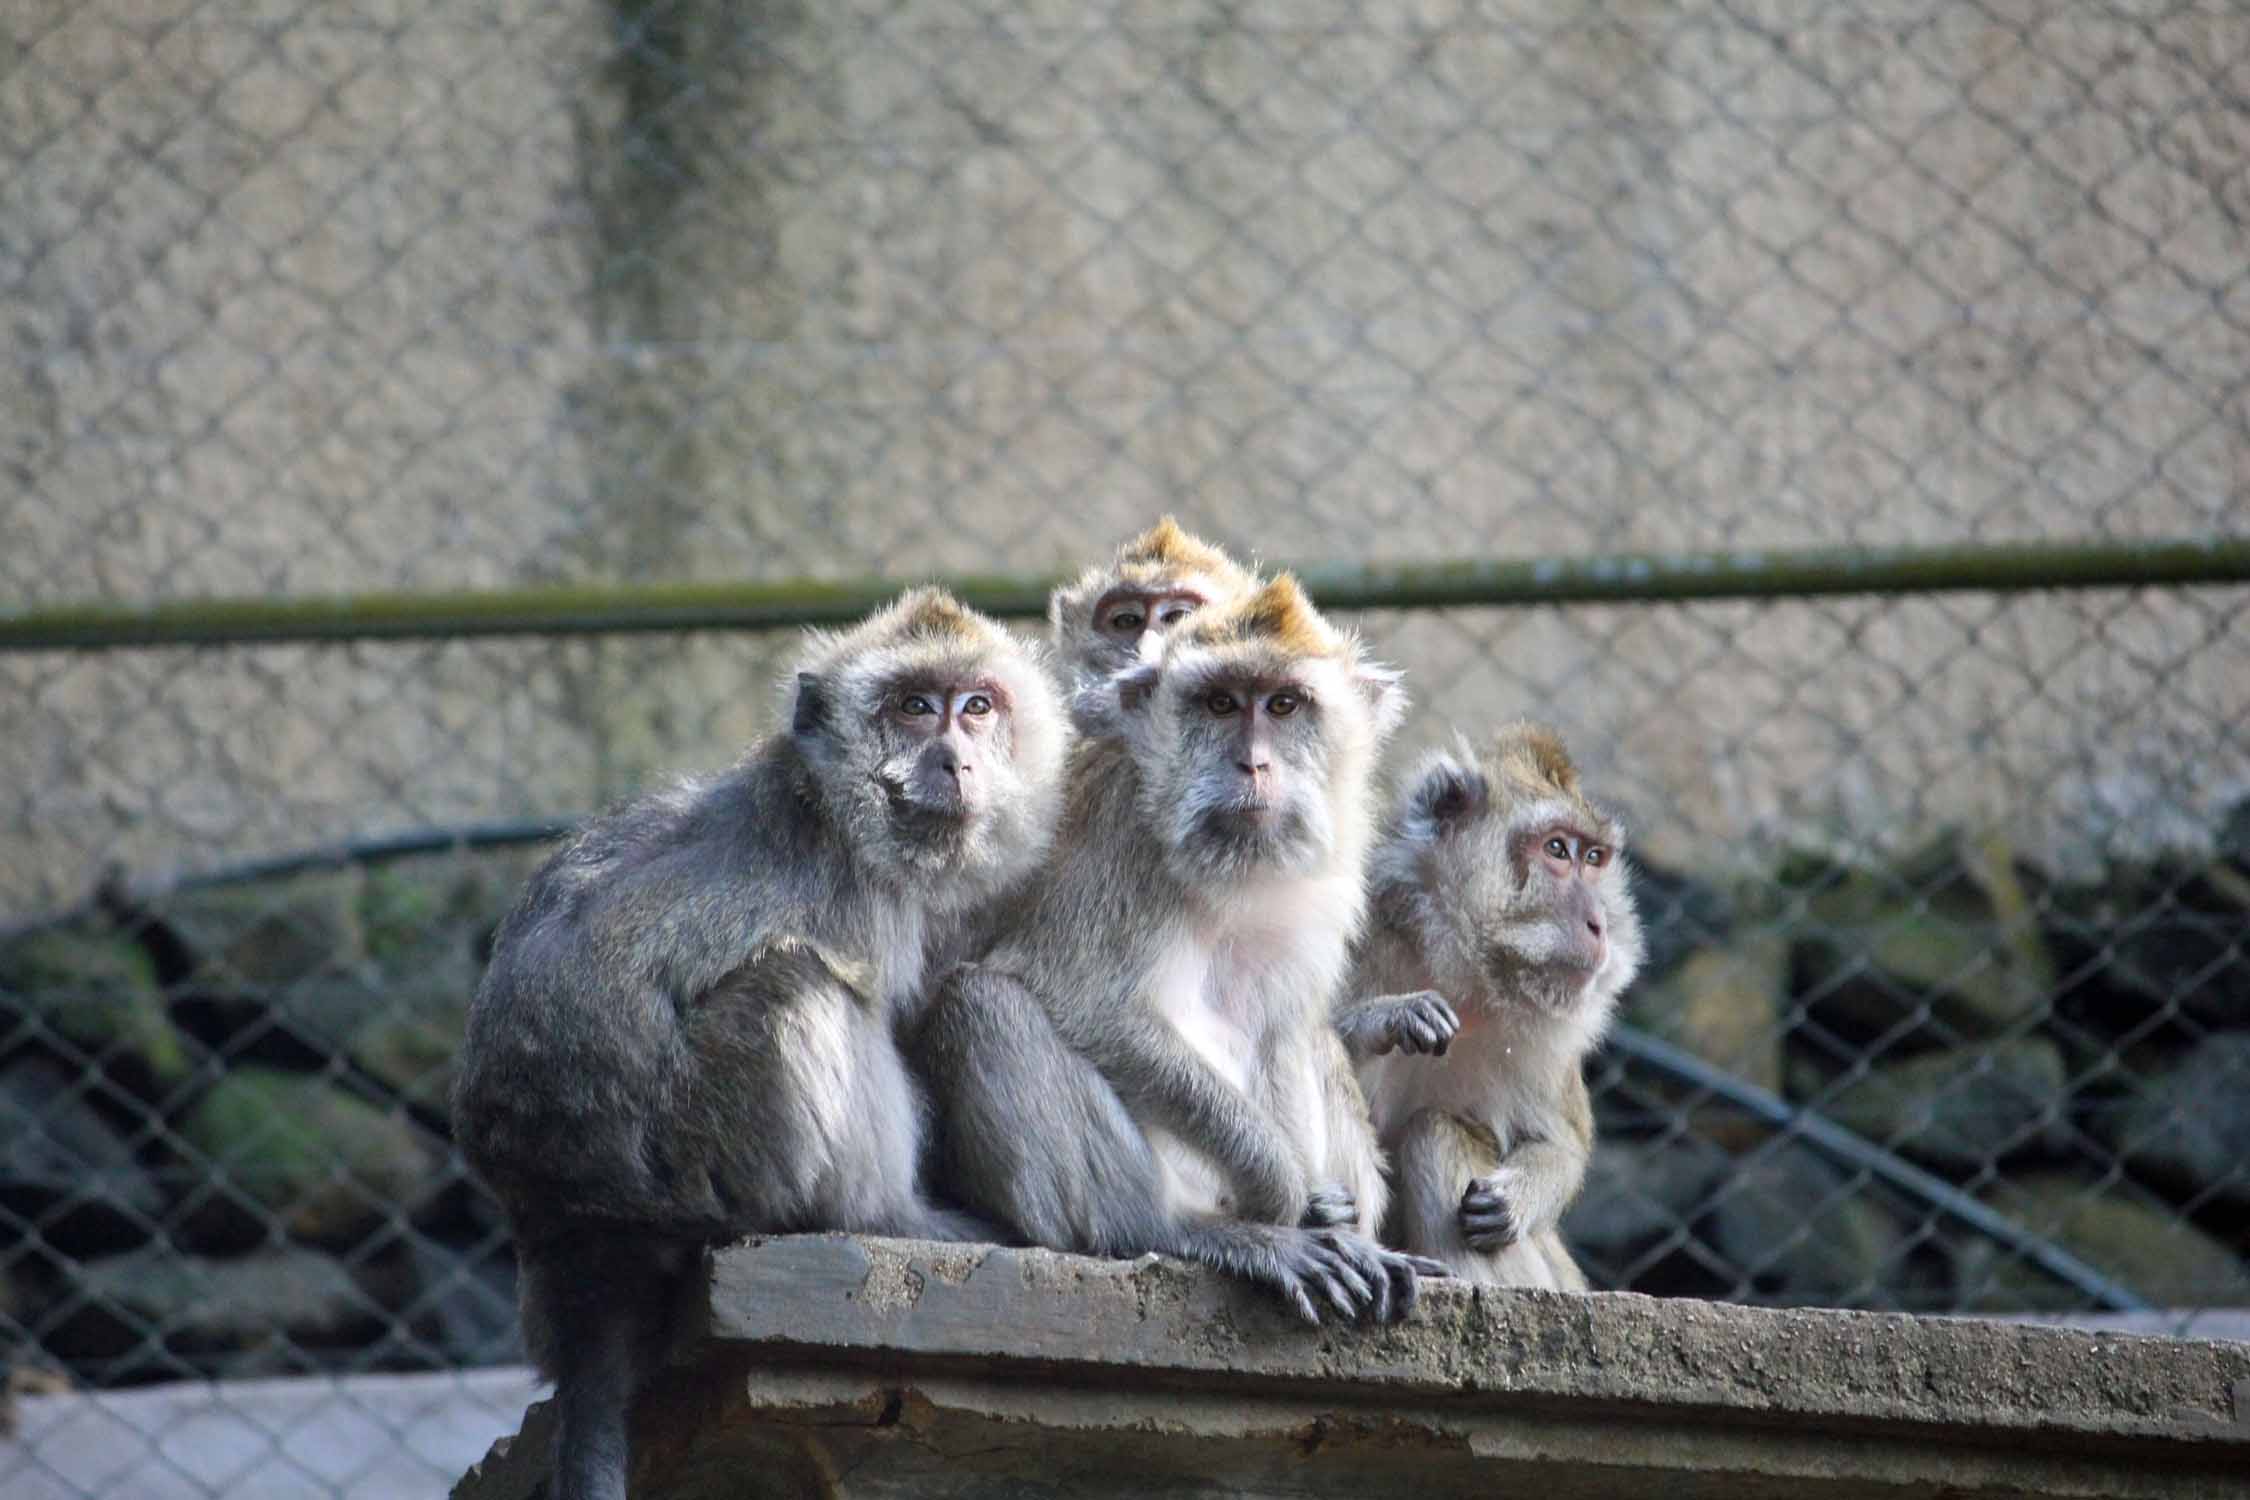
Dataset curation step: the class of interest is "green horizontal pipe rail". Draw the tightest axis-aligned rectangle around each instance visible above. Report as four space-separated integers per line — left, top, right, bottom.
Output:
4 536 2246 652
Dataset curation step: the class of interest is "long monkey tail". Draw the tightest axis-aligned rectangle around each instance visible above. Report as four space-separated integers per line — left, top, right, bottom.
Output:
518 1231 697 1500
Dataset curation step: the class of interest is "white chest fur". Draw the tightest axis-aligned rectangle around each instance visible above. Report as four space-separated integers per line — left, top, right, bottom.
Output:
861 900 927 1018
1359 1005 1570 1157
1144 873 1360 1217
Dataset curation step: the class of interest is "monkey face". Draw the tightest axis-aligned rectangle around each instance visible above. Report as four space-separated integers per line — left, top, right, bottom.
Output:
1126 653 1395 885
1379 729 1645 1018
1109 573 1403 887
788 589 1069 906
877 678 1006 826
1163 666 1333 875
1046 519 1259 699
1086 583 1216 675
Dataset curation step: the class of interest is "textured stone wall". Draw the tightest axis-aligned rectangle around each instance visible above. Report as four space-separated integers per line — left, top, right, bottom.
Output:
5 1 2248 910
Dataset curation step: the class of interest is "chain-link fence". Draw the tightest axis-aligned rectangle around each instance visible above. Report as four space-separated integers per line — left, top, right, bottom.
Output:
4 0 2248 1494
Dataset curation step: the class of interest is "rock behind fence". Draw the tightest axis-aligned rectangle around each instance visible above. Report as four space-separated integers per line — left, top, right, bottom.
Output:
3 817 2248 1385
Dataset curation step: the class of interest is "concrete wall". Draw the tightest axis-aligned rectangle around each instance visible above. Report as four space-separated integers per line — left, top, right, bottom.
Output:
5 1 2248 906
452 1235 2250 1499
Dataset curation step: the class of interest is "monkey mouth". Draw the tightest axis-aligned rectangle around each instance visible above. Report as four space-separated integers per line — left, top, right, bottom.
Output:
1200 800 1284 839
1188 802 1313 868
885 785 975 832
1483 947 1601 996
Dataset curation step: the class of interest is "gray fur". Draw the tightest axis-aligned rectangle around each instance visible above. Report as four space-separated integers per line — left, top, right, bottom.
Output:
1334 988 1460 1060
451 589 1065 1500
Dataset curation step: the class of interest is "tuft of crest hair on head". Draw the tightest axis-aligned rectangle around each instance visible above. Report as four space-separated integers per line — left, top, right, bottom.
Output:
1048 516 1257 638
1116 515 1243 579
1182 572 1341 660
1483 720 1627 851
886 584 989 643
790 585 990 681
1488 720 1582 800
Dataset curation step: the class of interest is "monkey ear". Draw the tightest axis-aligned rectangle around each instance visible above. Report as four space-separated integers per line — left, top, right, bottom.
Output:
1113 663 1161 715
1407 754 1486 831
1355 662 1408 742
791 672 830 738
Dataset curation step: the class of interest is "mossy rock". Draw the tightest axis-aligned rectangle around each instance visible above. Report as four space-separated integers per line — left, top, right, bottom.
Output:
2089 1034 2250 1206
1819 1038 2066 1172
348 1006 466 1117
346 853 519 1110
0 924 195 1093
262 956 475 1115
174 1068 441 1246
1626 935 1788 1098
1794 833 2056 1042
359 852 530 969
157 869 366 996
1706 1143 1908 1304
2046 863 2250 1033
45 1245 382 1362
0 1059 163 1253
1954 1173 2250 1312
1564 1134 1732 1264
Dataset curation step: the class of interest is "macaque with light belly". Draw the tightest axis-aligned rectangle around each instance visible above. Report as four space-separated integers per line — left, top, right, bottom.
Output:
1343 723 1644 1290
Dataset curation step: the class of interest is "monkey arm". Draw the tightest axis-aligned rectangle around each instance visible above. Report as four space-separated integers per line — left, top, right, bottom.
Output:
1332 989 1460 1061
1477 1135 1587 1240
1073 1009 1313 1227
1307 1030 1390 1236
572 845 792 1012
1464 1071 1595 1246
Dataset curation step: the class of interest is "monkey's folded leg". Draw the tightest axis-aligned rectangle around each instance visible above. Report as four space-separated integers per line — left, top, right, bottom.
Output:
1393 1106 1588 1291
683 943 988 1243
914 966 1423 1324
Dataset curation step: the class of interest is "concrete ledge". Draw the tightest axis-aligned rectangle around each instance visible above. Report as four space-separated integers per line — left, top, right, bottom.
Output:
453 1235 2250 1499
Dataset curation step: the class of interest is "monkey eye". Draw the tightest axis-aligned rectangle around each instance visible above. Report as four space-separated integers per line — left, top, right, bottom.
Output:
1267 691 1301 717
899 694 939 717
1106 608 1146 633
1158 604 1192 625
960 693 994 717
1205 690 1240 717
1544 836 1569 860
1584 845 1608 867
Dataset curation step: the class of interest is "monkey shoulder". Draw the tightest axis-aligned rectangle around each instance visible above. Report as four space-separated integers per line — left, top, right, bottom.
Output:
1057 735 1146 827
691 935 876 1015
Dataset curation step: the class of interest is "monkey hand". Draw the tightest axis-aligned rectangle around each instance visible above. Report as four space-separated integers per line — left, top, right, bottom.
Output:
1459 1174 1520 1252
1336 990 1459 1058
1378 989 1459 1055
1300 1183 1358 1229
1248 1229 1447 1326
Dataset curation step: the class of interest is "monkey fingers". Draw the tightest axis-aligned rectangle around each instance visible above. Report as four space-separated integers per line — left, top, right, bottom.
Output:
1341 989 1460 1056
1300 1184 1359 1229
1393 990 1460 1055
1375 1244 1454 1321
1459 1178 1520 1252
1269 1232 1360 1326
1309 1230 1384 1315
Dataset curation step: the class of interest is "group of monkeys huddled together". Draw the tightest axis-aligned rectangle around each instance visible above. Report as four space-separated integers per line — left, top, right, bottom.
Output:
450 520 1646 1500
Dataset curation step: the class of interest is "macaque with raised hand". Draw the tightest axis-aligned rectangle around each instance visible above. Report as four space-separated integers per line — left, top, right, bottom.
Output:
452 588 1067 1500
1349 723 1644 1290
